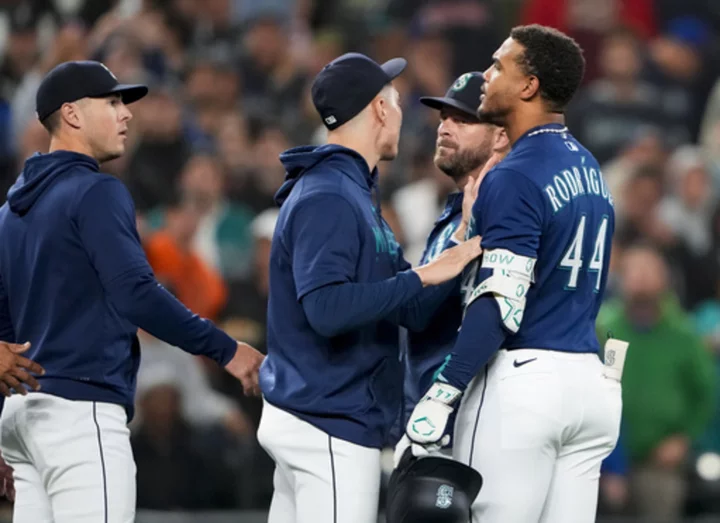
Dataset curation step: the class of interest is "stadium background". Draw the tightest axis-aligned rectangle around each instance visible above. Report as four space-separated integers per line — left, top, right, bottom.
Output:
1 0 720 521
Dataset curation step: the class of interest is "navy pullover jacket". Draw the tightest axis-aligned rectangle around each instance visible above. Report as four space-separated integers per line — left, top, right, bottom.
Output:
259 144 454 448
0 151 237 420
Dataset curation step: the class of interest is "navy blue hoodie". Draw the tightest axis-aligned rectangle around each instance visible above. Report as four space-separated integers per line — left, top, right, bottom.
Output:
0 151 237 420
259 144 454 449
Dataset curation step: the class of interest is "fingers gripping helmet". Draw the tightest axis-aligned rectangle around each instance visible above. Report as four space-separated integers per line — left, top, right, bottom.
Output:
386 449 483 523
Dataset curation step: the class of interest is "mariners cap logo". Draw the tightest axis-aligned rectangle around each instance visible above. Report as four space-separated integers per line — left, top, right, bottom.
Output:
451 73 472 91
435 484 454 509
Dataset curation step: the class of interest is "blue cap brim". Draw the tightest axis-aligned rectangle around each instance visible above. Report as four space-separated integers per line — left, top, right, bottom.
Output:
97 84 149 105
419 96 479 120
381 58 407 80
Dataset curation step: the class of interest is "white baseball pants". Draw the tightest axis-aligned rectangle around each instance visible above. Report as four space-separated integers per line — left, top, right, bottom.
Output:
453 349 622 523
257 400 381 523
0 393 136 523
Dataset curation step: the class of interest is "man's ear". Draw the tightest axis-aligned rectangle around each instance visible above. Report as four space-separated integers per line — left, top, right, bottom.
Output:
519 75 540 102
371 94 387 125
493 127 510 153
60 101 82 130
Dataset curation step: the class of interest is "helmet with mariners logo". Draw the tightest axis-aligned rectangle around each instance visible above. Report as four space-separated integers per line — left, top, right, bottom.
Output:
385 448 483 523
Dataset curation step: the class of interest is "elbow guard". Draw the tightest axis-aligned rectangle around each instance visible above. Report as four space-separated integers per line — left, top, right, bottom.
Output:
464 249 536 333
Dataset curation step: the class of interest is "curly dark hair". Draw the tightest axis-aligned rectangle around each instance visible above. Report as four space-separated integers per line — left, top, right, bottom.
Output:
510 24 586 113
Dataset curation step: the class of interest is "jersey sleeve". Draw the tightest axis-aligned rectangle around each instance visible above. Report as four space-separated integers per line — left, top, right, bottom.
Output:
287 193 361 300
474 168 544 258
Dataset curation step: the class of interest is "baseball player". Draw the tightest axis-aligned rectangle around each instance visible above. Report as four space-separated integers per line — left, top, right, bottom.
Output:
0 61 264 522
256 53 481 523
398 71 507 453
404 25 625 523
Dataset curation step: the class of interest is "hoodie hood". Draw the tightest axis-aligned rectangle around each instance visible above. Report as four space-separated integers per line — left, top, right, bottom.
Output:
274 144 377 207
8 151 99 215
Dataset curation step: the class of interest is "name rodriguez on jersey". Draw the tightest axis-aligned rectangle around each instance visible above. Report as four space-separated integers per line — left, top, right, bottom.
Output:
542 159 614 213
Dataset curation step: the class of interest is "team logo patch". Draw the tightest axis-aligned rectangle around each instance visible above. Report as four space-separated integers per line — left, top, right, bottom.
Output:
451 73 472 91
436 484 454 509
605 349 616 366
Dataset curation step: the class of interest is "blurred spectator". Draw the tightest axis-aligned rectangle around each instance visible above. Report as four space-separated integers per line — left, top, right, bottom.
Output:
143 191 228 321
644 16 713 142
219 207 276 370
95 31 148 84
123 81 190 211
11 22 87 148
615 164 675 251
658 146 719 308
693 294 720 455
131 366 241 510
597 244 715 522
136 329 252 436
148 154 256 281
238 13 310 144
567 26 688 164
692 206 720 458
234 121 291 213
0 117 48 199
601 129 669 217
191 0 247 62
520 0 658 83
386 0 502 78
0 2 44 101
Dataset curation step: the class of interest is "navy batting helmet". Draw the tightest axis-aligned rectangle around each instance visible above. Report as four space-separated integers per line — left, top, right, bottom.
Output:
385 449 483 523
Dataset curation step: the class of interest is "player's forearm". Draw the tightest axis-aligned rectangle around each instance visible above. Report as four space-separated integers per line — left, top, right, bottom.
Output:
395 279 458 332
437 296 507 391
107 270 236 366
301 270 424 338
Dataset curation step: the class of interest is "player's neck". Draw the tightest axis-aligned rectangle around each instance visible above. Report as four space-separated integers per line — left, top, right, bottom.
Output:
454 174 469 192
454 163 484 191
326 132 380 174
48 134 95 161
506 111 565 147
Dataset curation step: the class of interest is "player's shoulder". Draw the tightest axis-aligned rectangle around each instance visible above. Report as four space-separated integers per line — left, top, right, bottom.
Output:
76 172 128 195
71 172 133 214
481 160 544 200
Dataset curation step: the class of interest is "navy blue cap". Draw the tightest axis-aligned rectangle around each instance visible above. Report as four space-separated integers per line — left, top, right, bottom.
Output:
420 72 485 121
36 61 148 122
311 52 407 130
